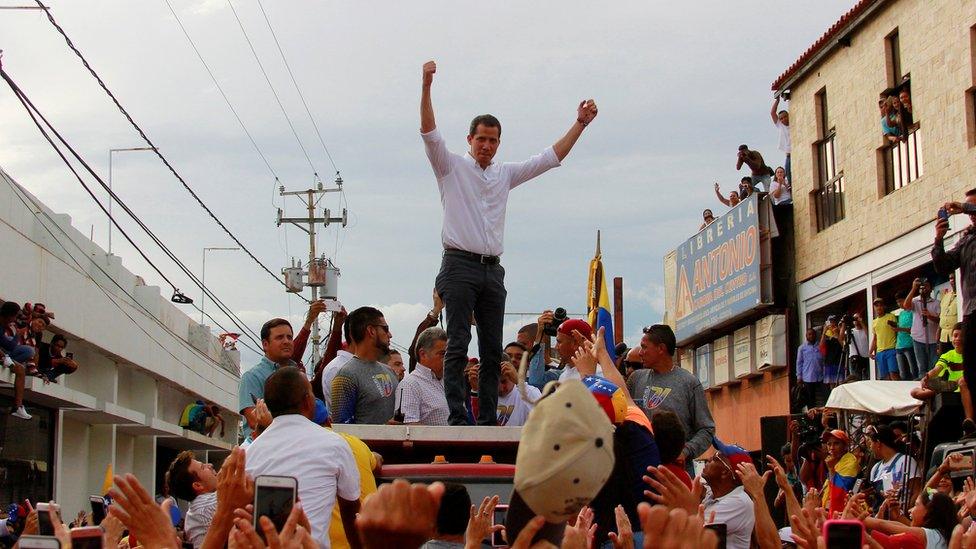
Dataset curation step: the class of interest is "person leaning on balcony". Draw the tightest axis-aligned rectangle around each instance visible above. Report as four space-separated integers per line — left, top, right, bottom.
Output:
770 96 791 180
933 191 976 416
713 181 741 208
699 209 715 231
899 89 914 128
735 144 774 192
769 166 792 206
871 298 900 381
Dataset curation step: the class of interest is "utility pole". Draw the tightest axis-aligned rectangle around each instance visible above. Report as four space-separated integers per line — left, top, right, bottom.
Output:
277 177 346 367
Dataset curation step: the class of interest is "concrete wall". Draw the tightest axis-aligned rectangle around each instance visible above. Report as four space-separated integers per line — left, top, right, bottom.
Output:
0 166 239 516
787 0 976 282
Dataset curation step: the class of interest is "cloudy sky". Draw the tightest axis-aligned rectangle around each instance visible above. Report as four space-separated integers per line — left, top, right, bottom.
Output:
0 1 853 366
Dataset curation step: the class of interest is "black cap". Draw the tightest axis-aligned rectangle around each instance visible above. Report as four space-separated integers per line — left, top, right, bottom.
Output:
868 424 900 450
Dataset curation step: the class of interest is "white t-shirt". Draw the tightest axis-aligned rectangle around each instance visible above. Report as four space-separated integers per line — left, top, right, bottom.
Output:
321 350 354 403
703 485 755 549
769 179 792 205
558 364 604 383
869 452 920 492
245 415 361 548
775 120 791 153
496 384 541 427
849 328 870 358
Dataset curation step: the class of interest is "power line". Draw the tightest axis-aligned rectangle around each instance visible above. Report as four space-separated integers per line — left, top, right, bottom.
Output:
163 0 279 184
32 0 305 302
225 0 319 177
1 66 263 349
254 0 339 175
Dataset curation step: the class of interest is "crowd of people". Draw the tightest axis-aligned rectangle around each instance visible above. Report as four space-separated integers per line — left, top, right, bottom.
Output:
703 97 792 231
0 300 79 420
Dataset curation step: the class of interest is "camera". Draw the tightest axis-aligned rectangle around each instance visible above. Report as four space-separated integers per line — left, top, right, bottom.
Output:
839 313 854 327
542 307 568 337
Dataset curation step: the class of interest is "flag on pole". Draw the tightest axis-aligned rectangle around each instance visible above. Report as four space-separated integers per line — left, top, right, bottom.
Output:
587 231 617 362
101 463 114 496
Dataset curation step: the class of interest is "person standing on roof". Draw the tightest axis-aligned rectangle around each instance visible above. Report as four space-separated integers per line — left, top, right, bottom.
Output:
420 60 598 426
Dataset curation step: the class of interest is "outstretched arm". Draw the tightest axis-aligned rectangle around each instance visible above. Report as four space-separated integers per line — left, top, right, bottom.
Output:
552 99 598 161
714 183 731 206
770 97 781 124
421 60 436 133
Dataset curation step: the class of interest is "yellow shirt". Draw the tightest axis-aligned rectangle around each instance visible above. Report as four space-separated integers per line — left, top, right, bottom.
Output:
872 313 898 351
329 431 378 549
940 291 958 341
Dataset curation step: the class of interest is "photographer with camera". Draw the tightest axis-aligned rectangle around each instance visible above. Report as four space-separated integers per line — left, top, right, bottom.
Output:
901 278 941 377
526 308 603 389
837 312 870 380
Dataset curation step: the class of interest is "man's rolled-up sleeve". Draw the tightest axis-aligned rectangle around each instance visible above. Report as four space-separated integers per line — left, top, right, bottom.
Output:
506 147 560 190
421 129 454 180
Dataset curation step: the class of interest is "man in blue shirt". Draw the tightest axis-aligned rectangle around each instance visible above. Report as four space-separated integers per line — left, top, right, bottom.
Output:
796 328 825 410
238 317 299 439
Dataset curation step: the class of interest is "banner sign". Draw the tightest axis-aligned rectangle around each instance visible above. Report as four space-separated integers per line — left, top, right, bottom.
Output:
673 194 762 344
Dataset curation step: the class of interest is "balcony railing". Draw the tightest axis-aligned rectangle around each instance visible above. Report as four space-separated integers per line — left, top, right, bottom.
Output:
883 123 923 194
813 172 845 231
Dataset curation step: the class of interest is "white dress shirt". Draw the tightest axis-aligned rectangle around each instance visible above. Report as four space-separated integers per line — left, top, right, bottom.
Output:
395 364 450 425
702 485 755 549
245 414 361 549
422 128 560 256
321 350 354 404
183 491 217 549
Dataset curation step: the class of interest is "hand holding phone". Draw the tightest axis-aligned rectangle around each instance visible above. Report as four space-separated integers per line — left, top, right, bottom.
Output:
16 536 61 549
36 502 58 536
89 495 106 525
938 207 950 220
71 526 104 549
253 475 298 541
823 519 864 547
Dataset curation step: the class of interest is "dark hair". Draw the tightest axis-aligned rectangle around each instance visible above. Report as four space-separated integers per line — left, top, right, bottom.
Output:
642 324 676 355
953 321 965 333
0 301 20 318
505 341 527 352
260 318 292 342
347 306 385 344
966 188 976 197
436 482 472 536
738 144 749 151
51 334 67 347
651 411 686 464
777 110 788 116
740 177 752 184
264 366 309 417
164 450 198 502
780 443 791 458
469 114 501 137
703 209 713 217
921 491 958 544
889 420 908 433
517 324 538 340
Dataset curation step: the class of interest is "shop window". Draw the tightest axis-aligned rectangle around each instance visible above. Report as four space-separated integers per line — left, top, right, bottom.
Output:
812 88 845 231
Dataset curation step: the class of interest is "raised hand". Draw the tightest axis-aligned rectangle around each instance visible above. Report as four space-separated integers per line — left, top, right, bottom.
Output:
735 462 771 500
465 495 503 547
643 465 700 515
637 503 718 549
109 474 180 548
355 479 444 549
422 60 436 87
577 99 598 126
607 505 634 549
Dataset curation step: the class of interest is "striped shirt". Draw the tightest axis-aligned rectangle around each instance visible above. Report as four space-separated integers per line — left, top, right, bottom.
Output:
394 364 449 426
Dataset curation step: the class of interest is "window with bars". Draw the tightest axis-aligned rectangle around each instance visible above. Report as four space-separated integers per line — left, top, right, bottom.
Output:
812 89 845 231
882 124 923 193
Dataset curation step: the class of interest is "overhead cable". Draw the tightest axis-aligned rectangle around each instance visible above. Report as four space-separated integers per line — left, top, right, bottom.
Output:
32 0 307 302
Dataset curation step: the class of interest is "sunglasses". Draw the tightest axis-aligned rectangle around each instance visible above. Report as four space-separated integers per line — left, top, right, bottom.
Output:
371 324 390 334
712 454 735 475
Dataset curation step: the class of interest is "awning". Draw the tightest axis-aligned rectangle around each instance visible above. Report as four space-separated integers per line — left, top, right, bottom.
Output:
825 381 923 416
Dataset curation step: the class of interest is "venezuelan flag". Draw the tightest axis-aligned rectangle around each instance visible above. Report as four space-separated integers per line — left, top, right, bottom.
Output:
822 452 859 514
587 231 617 362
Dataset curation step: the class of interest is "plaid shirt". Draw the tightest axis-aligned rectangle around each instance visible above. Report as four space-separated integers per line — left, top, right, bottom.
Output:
933 207 976 316
394 364 449 426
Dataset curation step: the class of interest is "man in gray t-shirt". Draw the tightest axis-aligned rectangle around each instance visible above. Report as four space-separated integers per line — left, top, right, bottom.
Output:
626 325 715 475
329 307 399 424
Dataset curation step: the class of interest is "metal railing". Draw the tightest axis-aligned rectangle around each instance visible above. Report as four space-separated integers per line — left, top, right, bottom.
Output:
883 123 923 194
813 172 846 231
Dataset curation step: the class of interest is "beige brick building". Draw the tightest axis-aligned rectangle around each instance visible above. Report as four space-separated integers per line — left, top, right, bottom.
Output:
774 0 976 378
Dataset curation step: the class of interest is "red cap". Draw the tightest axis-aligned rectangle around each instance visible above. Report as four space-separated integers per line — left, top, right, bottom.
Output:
558 319 593 340
821 429 850 445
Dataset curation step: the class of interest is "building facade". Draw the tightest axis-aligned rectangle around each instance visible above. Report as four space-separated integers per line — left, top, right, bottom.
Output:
0 166 239 516
773 0 976 375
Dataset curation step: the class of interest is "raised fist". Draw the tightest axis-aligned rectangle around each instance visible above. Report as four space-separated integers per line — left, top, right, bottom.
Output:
423 60 436 87
577 99 598 125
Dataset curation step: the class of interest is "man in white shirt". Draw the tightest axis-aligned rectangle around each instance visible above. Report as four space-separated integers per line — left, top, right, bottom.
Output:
770 96 791 180
867 424 921 505
164 451 217 549
246 366 362 549
838 313 871 380
701 439 757 549
420 60 598 426
321 324 357 403
396 327 450 425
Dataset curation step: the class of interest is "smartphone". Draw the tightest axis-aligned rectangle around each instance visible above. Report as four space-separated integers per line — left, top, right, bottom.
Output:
851 478 864 495
823 519 864 546
253 475 297 540
37 502 57 536
70 526 104 549
16 536 61 549
324 299 342 313
938 207 950 220
704 523 727 549
89 495 105 525
948 449 975 478
491 504 509 547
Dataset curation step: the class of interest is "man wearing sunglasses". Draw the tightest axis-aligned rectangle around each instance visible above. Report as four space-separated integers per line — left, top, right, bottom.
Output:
626 324 715 477
330 307 400 424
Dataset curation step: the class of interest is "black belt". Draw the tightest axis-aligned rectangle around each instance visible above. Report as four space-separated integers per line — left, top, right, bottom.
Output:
444 248 500 265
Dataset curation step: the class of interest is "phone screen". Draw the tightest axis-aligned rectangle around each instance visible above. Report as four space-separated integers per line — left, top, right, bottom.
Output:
16 536 61 549
704 523 727 549
491 505 508 547
825 522 863 546
254 484 295 537
71 536 103 549
90 497 106 525
37 508 53 536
